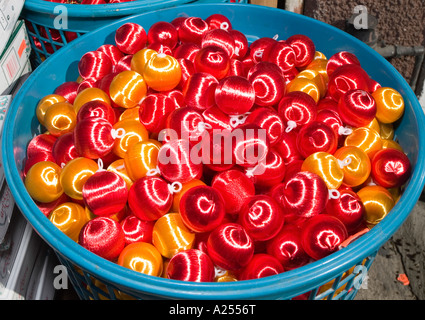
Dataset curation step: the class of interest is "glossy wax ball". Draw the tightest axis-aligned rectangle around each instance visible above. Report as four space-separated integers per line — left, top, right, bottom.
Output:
25 161 63 203
327 64 370 102
245 107 284 146
82 170 128 217
207 223 254 271
124 140 161 182
143 53 182 91
326 51 361 76
147 21 178 49
248 63 286 106
179 185 225 233
120 214 154 245
296 121 338 158
286 34 315 68
338 89 377 128
118 242 163 277
109 70 147 109
78 50 113 81
214 76 255 115
139 93 176 134
194 45 230 80
43 101 77 137
115 22 147 55
278 91 317 132
49 202 88 242
325 189 365 233
128 176 172 221
167 249 215 282
178 17 209 46
238 195 284 241
112 119 149 158
157 139 203 183
301 215 348 261
266 41 296 73
211 169 255 215
357 185 395 228
73 117 114 159
371 148 411 188
334 146 371 187
79 217 125 261
152 213 195 258
302 152 344 190
344 127 383 159
266 225 310 270
372 87 405 124
76 100 116 125
36 94 67 126
239 253 284 280
59 157 98 201
283 171 328 218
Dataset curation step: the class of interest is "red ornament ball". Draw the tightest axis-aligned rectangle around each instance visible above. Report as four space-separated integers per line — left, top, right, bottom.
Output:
371 148 411 188
245 106 284 146
296 121 338 158
207 223 254 271
178 17 209 46
301 215 348 261
147 21 178 49
179 185 226 233
278 91 317 132
326 51 361 76
238 195 284 241
115 22 147 54
127 176 173 221
214 76 255 115
183 72 218 111
338 89 377 127
78 50 113 81
239 253 284 280
120 215 154 245
194 45 230 80
76 100 116 125
266 225 310 270
325 189 365 233
79 217 125 261
82 170 128 217
167 249 215 282
285 34 315 68
283 171 329 218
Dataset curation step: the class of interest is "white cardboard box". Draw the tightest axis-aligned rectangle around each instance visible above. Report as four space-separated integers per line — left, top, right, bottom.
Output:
0 20 32 95
0 0 25 55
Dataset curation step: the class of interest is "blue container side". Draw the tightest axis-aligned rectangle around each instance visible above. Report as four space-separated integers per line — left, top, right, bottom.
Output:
3 4 425 300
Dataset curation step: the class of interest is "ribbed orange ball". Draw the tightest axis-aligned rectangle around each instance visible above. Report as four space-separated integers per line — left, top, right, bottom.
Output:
36 94 67 126
118 242 163 276
25 161 63 203
73 87 111 114
49 202 88 242
143 53 181 91
112 119 149 158
43 101 77 137
109 70 147 109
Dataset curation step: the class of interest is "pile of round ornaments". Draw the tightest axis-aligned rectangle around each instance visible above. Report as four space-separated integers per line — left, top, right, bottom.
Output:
24 13 412 284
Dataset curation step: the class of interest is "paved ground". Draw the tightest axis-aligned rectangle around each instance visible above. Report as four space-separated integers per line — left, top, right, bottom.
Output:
356 195 425 300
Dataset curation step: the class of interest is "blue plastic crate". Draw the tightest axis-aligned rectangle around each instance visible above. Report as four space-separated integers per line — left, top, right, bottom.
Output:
3 3 425 300
21 0 248 67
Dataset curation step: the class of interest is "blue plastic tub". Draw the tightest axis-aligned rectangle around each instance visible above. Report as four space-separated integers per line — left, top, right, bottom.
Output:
21 0 247 66
4 3 425 300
